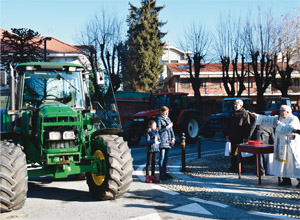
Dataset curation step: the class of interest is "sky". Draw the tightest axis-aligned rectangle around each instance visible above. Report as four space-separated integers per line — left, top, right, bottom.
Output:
1 0 299 48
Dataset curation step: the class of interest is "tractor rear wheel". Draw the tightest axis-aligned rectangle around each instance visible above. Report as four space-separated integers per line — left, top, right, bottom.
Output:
0 141 28 213
182 114 200 143
86 135 133 200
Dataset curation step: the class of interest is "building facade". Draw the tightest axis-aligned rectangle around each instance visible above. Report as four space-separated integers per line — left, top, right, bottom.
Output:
160 45 300 102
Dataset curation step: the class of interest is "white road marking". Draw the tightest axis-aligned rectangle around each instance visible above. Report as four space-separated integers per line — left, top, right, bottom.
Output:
151 184 179 195
249 211 297 220
127 212 162 220
171 203 213 215
188 197 228 208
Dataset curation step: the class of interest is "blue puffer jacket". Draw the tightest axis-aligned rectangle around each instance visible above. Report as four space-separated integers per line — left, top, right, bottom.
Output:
156 114 175 149
146 129 160 152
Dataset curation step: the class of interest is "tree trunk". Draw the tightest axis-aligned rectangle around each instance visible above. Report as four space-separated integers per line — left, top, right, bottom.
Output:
188 54 203 120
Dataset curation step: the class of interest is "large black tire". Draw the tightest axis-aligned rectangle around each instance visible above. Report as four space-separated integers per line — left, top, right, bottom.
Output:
122 121 141 146
0 141 28 212
86 135 133 200
181 113 200 143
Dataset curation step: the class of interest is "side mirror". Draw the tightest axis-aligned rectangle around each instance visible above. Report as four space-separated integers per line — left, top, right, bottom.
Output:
0 69 7 86
96 71 105 85
111 103 117 113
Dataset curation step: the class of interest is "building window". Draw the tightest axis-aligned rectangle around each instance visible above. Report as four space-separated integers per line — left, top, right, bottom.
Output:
244 82 253 88
210 82 222 89
180 78 190 89
178 65 192 70
291 78 300 87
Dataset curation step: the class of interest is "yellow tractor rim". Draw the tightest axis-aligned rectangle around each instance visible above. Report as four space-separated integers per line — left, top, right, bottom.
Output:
92 150 105 186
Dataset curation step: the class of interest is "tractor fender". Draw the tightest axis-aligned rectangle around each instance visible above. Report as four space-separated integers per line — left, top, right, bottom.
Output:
0 132 20 142
91 128 123 140
175 109 200 126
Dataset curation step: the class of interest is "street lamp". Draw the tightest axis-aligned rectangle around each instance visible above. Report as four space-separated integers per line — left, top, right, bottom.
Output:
43 37 52 62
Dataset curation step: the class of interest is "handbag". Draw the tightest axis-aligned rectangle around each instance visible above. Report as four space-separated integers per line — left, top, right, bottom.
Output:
224 141 231 156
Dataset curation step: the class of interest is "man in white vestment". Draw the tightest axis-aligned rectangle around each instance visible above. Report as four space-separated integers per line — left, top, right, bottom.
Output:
252 105 300 188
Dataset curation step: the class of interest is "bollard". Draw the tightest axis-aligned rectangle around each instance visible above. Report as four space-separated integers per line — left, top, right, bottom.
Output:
181 133 186 172
198 135 202 158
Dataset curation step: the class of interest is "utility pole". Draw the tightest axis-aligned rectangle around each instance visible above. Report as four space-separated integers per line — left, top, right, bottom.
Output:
43 37 52 62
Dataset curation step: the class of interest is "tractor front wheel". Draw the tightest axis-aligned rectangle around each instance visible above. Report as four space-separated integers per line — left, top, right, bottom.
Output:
0 141 28 213
86 135 133 200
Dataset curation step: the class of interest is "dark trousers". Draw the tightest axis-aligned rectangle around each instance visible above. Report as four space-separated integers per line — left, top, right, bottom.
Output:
159 148 169 177
146 152 158 176
230 138 243 169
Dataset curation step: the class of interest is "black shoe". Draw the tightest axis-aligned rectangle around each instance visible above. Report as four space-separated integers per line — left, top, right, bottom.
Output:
160 175 167 181
165 173 173 179
296 181 300 189
278 178 292 186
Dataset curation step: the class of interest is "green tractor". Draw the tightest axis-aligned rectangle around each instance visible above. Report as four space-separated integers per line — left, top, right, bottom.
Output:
0 62 133 212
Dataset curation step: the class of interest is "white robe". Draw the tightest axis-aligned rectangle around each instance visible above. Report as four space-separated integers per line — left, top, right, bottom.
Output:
256 114 300 178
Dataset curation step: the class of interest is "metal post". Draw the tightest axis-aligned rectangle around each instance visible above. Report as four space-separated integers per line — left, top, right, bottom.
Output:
248 62 250 97
181 133 186 172
198 135 202 158
10 65 15 126
43 37 52 62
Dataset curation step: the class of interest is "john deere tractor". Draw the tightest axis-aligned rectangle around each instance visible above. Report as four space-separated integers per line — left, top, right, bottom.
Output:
0 62 133 212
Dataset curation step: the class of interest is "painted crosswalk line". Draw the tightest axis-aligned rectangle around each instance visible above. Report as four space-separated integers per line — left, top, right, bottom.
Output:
189 197 228 208
127 212 162 220
171 203 213 215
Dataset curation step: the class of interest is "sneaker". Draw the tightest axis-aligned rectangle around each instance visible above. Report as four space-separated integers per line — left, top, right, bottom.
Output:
165 173 173 179
145 176 152 183
151 175 160 183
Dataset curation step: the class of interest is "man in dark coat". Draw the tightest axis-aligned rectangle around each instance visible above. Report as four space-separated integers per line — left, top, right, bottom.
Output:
226 99 251 171
254 125 274 175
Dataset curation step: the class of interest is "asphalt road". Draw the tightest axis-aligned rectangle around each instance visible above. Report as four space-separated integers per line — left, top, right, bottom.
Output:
1 135 232 220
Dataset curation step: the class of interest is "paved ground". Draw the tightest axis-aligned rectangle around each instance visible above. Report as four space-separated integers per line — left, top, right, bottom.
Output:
135 151 300 219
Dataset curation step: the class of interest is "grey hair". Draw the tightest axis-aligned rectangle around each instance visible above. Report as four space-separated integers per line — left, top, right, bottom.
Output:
235 99 244 106
281 105 292 113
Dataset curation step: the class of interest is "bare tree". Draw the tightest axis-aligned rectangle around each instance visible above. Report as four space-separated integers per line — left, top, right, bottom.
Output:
180 23 211 119
272 11 300 96
214 13 247 97
243 9 278 111
76 9 124 92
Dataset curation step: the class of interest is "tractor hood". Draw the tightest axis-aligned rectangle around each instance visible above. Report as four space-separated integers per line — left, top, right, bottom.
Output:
39 102 77 118
210 112 230 119
134 109 161 118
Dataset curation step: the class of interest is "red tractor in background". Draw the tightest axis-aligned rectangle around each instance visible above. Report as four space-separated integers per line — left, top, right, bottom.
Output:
122 92 200 145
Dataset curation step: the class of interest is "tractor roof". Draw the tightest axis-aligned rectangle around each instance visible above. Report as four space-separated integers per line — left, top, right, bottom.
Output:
16 62 84 71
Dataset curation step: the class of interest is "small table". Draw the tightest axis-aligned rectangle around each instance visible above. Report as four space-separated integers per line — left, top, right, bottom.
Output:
237 143 274 184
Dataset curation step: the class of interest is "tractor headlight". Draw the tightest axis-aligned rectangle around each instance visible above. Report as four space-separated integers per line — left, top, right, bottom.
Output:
63 131 76 140
49 131 61 141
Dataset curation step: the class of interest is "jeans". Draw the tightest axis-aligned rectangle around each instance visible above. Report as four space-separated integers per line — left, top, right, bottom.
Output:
159 148 169 177
146 152 158 176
